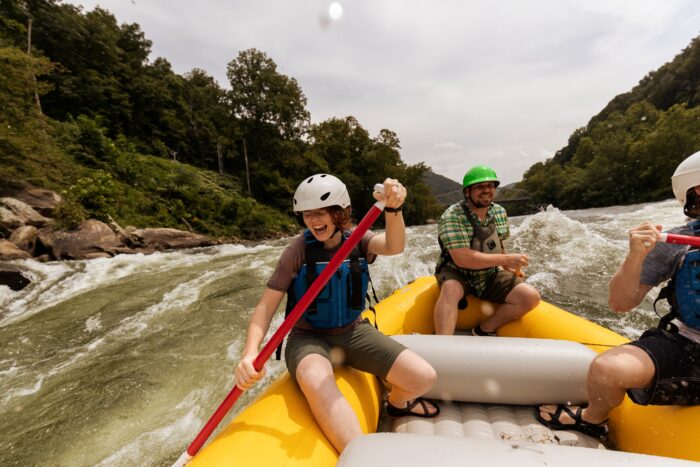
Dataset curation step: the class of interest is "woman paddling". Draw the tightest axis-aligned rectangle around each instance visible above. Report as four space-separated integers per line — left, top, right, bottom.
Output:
234 174 439 453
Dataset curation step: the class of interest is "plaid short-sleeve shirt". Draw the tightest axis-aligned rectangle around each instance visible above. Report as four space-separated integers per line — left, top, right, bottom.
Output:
436 202 510 295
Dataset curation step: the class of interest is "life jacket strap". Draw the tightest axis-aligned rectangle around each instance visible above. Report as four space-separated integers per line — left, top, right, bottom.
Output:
366 276 380 329
349 249 363 309
276 286 297 360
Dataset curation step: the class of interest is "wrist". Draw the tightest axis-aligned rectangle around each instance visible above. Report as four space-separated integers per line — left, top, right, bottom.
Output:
624 250 646 267
242 349 257 359
384 206 403 213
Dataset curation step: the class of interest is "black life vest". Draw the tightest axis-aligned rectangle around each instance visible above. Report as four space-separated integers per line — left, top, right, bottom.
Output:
436 200 502 272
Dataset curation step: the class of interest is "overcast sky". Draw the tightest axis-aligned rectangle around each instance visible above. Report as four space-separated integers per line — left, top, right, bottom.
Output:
67 0 700 184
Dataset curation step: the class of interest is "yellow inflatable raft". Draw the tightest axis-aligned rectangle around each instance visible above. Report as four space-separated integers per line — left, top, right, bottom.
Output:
190 276 700 466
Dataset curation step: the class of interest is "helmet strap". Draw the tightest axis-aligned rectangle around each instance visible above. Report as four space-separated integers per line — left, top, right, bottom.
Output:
467 188 476 206
324 227 343 249
463 187 473 204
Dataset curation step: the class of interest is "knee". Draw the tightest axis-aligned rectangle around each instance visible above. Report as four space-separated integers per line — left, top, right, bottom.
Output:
518 285 540 314
438 281 463 305
296 358 332 391
422 363 438 391
412 359 438 394
392 352 438 394
525 286 540 310
589 353 623 385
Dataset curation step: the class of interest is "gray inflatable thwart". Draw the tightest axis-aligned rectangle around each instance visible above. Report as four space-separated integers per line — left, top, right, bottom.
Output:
338 434 697 467
391 335 596 405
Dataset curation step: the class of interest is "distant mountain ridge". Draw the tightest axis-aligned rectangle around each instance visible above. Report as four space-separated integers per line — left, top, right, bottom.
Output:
422 170 463 205
422 170 537 215
520 34 700 210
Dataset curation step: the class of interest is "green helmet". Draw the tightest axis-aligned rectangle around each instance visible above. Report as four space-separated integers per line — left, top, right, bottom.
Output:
462 165 500 188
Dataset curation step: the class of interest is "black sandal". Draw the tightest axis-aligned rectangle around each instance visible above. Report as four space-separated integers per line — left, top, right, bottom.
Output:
535 405 608 439
471 324 497 336
387 397 440 418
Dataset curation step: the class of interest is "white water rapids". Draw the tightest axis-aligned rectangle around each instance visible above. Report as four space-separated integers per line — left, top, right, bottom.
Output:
0 199 687 466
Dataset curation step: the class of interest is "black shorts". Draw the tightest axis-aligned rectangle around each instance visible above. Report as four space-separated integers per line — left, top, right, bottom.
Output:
627 328 700 406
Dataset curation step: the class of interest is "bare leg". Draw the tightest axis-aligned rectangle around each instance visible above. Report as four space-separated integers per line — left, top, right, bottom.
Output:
434 280 464 335
584 345 655 421
481 283 540 333
295 354 362 453
539 345 655 425
385 349 438 415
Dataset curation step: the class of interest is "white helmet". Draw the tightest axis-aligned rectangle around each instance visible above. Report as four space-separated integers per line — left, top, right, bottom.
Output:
672 151 700 207
293 174 351 212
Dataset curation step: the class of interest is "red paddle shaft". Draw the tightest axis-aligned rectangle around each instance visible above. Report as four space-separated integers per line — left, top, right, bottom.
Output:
172 196 387 466
659 233 700 247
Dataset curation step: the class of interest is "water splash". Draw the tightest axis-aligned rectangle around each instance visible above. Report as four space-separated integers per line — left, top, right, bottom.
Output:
0 199 689 466
0 243 274 328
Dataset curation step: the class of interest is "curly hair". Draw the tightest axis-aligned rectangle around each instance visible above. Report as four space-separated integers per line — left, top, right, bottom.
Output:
328 206 353 230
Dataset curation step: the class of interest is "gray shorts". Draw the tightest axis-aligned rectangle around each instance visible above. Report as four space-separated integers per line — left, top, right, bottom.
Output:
436 268 523 304
284 319 407 382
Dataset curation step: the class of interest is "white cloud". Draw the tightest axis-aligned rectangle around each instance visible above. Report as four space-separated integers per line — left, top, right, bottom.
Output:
433 142 465 151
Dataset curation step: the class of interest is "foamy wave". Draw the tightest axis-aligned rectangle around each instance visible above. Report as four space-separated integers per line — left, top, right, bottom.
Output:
2 375 44 404
85 314 102 332
0 243 277 328
510 208 623 278
0 364 20 381
369 224 440 295
95 405 202 467
1 258 261 406
526 271 559 290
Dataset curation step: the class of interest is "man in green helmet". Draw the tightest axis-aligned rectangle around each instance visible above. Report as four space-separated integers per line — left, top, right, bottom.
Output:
433 165 540 335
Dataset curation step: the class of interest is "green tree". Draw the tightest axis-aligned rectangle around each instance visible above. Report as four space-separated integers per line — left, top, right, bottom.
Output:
227 48 309 138
181 68 234 171
128 57 189 159
226 49 310 205
307 117 439 224
0 45 52 125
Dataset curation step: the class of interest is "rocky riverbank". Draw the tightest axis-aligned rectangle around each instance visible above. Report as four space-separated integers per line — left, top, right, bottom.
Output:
0 182 221 290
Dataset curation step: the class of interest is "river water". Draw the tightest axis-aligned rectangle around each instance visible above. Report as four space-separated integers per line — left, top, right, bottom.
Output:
0 199 687 466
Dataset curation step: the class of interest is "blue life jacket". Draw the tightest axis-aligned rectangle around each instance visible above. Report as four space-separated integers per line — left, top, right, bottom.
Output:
658 221 700 331
287 229 370 329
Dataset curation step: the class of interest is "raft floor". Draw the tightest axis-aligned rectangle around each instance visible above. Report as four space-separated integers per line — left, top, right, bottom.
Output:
382 401 606 450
